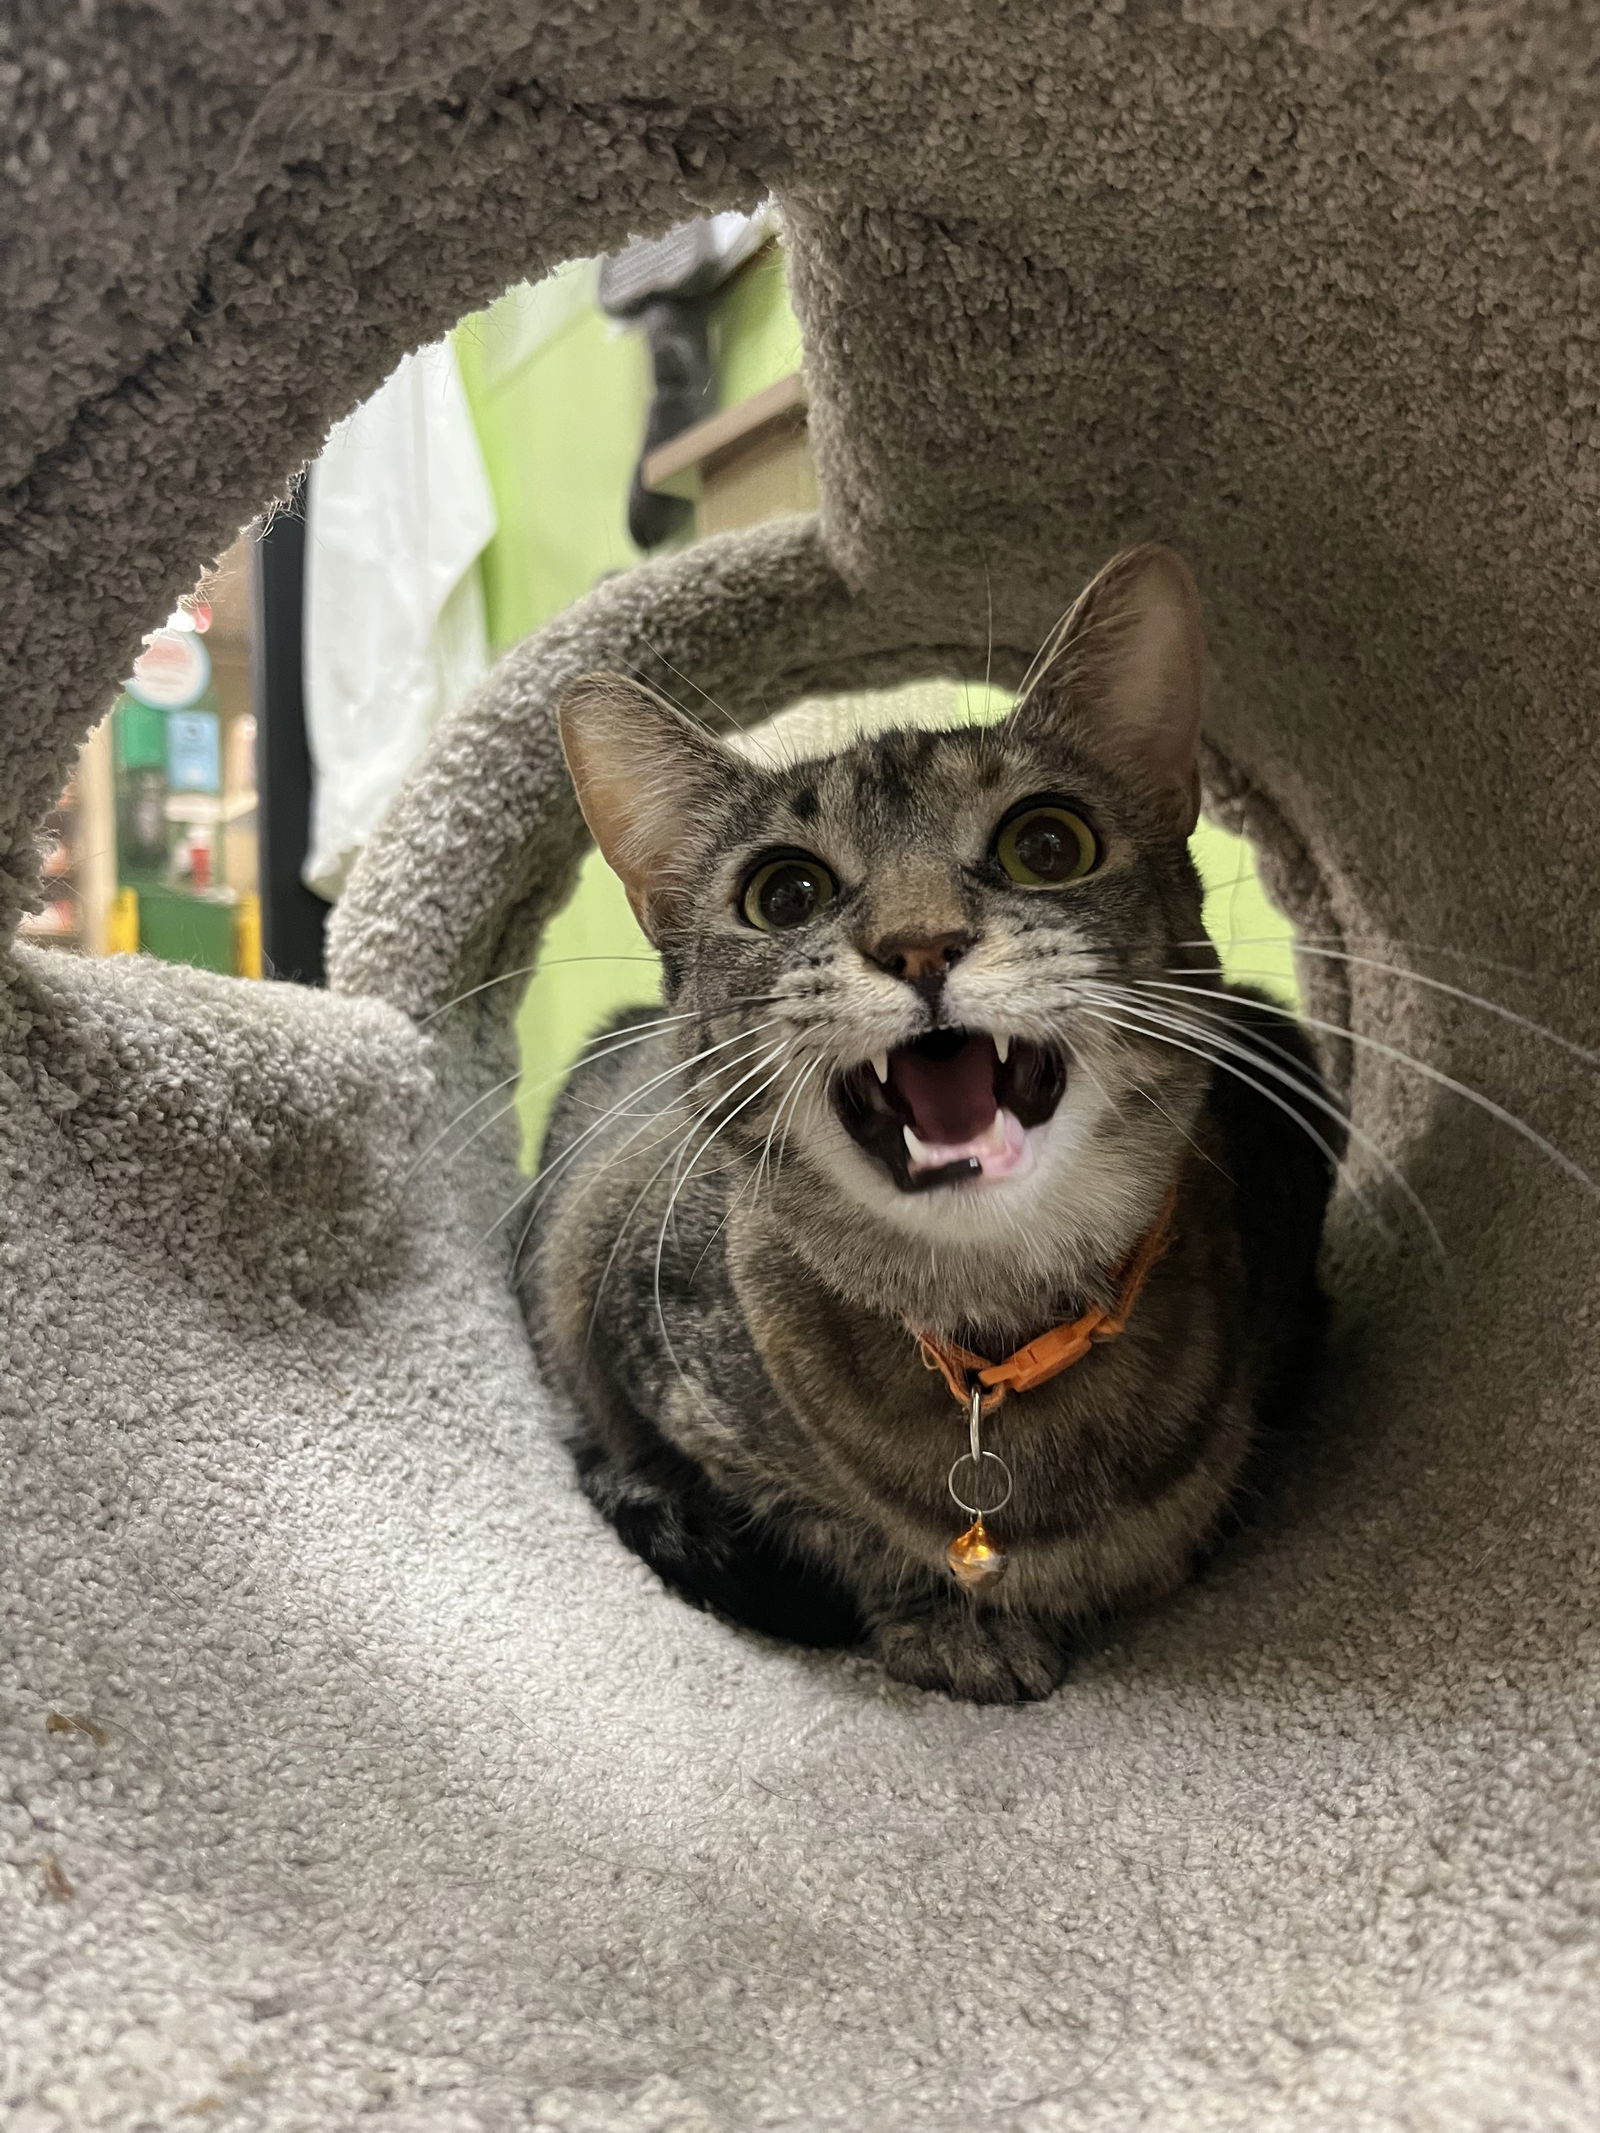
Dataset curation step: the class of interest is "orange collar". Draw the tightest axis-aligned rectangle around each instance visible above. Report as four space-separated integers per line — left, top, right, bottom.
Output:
911 1187 1177 1412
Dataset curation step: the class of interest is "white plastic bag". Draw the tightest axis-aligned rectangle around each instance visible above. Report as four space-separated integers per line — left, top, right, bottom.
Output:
303 339 496 898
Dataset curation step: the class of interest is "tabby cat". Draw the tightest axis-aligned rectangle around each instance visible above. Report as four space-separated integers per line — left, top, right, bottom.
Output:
526 546 1337 1702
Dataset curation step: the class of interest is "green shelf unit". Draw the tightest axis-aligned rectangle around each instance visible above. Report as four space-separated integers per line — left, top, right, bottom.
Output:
136 883 237 976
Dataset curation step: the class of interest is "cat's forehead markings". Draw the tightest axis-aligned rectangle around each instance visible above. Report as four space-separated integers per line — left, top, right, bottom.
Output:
859 738 915 808
968 733 1012 788
866 729 953 812
783 727 1010 842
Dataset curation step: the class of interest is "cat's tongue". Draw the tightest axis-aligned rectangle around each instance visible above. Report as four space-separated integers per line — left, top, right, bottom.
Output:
888 1035 999 1145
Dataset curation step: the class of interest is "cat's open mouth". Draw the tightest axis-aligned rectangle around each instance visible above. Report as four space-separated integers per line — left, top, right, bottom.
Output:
833 1030 1068 1193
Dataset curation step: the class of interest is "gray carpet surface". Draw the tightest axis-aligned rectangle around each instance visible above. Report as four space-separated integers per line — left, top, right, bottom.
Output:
4 3 1600 2126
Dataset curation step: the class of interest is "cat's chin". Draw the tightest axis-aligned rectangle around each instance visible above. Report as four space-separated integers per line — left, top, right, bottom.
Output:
831 1029 1066 1195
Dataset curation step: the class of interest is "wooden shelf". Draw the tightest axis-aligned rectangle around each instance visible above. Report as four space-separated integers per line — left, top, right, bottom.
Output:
164 790 259 826
642 371 808 498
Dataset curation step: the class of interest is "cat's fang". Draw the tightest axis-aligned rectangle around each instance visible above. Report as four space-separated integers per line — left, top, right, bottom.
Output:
903 1123 940 1164
870 1052 889 1084
994 1033 1011 1065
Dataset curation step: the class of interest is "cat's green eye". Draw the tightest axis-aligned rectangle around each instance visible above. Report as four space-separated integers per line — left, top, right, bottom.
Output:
741 854 839 932
994 801 1100 888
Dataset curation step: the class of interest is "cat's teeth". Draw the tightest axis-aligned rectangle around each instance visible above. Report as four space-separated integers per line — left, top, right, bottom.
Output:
869 1051 889 1085
903 1124 937 1163
976 1110 1008 1152
994 1033 1011 1065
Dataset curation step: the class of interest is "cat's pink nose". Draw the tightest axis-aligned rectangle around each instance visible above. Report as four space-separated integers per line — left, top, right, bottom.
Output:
867 931 972 989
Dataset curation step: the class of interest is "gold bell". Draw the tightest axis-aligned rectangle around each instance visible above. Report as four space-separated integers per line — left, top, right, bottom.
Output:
947 1515 1007 1590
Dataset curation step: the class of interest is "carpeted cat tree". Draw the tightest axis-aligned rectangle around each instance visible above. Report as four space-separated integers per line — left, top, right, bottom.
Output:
4 5 1598 2126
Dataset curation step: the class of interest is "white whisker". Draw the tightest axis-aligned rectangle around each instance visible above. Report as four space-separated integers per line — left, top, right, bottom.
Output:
1180 931 1535 982
1136 978 1599 1198
651 1051 793 1405
771 1056 826 1199
480 1022 783 1256
405 1011 722 1188
582 1099 755 1358
1075 986 1438 1257
507 1042 780 1280
1171 942 1598 1069
419 955 664 1026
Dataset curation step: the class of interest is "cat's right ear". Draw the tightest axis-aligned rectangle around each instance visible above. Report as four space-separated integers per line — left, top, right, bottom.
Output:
558 673 746 939
1009 545 1207 832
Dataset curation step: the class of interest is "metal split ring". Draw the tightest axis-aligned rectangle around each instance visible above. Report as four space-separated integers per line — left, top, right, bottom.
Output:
947 1448 1014 1519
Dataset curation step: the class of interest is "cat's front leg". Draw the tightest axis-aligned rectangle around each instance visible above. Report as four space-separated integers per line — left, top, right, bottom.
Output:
868 1592 1070 1704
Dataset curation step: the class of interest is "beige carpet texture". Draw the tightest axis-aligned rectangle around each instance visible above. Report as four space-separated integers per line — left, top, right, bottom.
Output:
4 4 1599 2127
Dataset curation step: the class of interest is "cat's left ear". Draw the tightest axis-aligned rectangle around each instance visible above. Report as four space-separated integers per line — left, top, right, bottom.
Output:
1011 544 1206 832
558 672 748 939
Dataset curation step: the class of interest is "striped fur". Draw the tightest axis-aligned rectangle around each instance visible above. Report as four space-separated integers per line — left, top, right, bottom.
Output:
527 559 1338 1702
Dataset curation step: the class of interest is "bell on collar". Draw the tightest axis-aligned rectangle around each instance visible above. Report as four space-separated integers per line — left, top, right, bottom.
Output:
948 1515 1007 1590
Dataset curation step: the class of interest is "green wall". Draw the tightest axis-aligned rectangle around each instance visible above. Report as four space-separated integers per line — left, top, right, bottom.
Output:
453 250 1295 1167
454 268 660 1160
454 265 645 646
710 247 807 411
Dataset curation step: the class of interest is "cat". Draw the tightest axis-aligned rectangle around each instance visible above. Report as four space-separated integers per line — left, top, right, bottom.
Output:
525 545 1339 1702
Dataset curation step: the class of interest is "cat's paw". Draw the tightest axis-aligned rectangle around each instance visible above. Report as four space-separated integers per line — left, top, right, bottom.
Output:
872 1608 1068 1704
